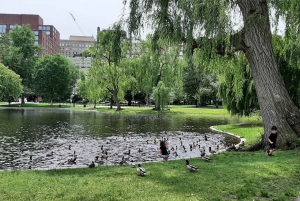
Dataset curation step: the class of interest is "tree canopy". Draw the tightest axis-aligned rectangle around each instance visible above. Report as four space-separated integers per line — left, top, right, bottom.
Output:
0 25 41 92
125 0 300 149
34 54 77 104
0 63 23 102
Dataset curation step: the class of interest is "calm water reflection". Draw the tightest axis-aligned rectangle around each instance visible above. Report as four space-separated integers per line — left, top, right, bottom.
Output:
0 108 238 170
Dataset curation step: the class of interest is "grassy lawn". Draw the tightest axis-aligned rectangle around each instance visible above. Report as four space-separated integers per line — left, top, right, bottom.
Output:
214 124 264 147
0 150 299 201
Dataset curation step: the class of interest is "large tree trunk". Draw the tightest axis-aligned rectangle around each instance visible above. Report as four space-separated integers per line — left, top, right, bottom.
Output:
112 92 121 111
238 0 300 149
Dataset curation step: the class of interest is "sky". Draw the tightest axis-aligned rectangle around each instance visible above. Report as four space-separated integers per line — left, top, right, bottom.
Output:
0 0 128 39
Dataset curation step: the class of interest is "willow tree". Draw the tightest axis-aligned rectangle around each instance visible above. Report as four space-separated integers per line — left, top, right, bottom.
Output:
85 25 135 110
126 0 300 148
132 37 182 110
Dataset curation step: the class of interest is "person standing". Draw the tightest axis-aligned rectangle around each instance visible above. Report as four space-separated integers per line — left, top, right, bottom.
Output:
158 141 169 161
267 126 278 156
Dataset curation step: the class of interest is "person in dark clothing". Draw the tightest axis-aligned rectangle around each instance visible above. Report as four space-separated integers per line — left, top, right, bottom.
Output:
267 126 278 156
158 141 169 161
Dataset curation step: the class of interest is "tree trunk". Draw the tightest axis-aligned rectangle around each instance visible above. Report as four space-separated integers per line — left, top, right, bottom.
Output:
155 93 161 111
238 0 300 149
94 100 96 108
112 92 121 110
51 99 53 105
110 95 113 109
21 94 25 104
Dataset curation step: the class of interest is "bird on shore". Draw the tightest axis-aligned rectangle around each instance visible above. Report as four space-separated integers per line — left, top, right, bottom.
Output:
137 164 146 176
202 155 212 162
130 160 136 168
185 160 198 172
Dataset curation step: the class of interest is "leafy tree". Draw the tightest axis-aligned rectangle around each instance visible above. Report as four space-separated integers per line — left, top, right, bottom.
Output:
183 64 218 107
34 54 73 104
132 37 182 110
0 25 41 103
0 63 23 103
126 0 300 148
84 24 134 110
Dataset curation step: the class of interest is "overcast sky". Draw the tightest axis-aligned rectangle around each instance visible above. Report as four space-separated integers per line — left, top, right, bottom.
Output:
0 0 127 39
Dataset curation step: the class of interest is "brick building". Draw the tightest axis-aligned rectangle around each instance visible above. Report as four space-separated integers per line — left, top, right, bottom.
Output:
0 13 60 57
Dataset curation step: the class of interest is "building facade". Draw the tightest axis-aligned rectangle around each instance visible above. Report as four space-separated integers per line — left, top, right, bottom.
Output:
60 36 95 72
0 13 60 57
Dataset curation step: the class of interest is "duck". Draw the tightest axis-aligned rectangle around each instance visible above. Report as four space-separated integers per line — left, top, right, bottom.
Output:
209 147 216 154
239 141 245 147
170 147 174 151
68 156 77 165
137 164 146 176
200 151 205 157
123 150 131 155
29 155 32 161
202 156 212 162
119 156 126 165
88 161 95 168
95 156 99 161
46 151 54 157
204 135 208 141
185 160 198 172
130 160 136 168
174 151 178 157
138 148 143 153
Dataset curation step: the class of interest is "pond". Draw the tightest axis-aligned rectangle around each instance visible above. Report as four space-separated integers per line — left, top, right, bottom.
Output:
0 108 239 170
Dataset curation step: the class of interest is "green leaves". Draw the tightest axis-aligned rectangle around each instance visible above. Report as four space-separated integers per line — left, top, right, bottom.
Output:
0 63 23 100
0 25 41 88
34 54 75 102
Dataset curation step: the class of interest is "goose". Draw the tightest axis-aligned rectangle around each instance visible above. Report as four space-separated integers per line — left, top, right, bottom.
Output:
137 164 146 176
185 160 198 172
46 151 54 157
88 161 95 168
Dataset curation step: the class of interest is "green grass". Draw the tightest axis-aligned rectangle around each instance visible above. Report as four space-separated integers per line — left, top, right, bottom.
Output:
0 150 299 201
214 124 264 147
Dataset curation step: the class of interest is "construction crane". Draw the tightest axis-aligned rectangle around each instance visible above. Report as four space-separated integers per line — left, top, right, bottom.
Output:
69 12 85 36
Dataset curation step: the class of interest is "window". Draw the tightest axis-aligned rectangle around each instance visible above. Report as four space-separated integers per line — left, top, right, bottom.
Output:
34 41 38 45
35 36 39 40
34 31 39 35
0 25 6 33
10 25 21 29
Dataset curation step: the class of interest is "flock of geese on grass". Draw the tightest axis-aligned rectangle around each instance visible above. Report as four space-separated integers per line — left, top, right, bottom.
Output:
15 131 243 171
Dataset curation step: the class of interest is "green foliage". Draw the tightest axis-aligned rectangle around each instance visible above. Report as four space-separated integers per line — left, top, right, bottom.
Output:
132 37 183 110
0 25 41 88
0 63 23 100
183 63 218 107
34 54 74 103
84 24 135 110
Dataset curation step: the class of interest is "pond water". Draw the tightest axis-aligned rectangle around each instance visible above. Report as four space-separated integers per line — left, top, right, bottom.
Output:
0 108 239 170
